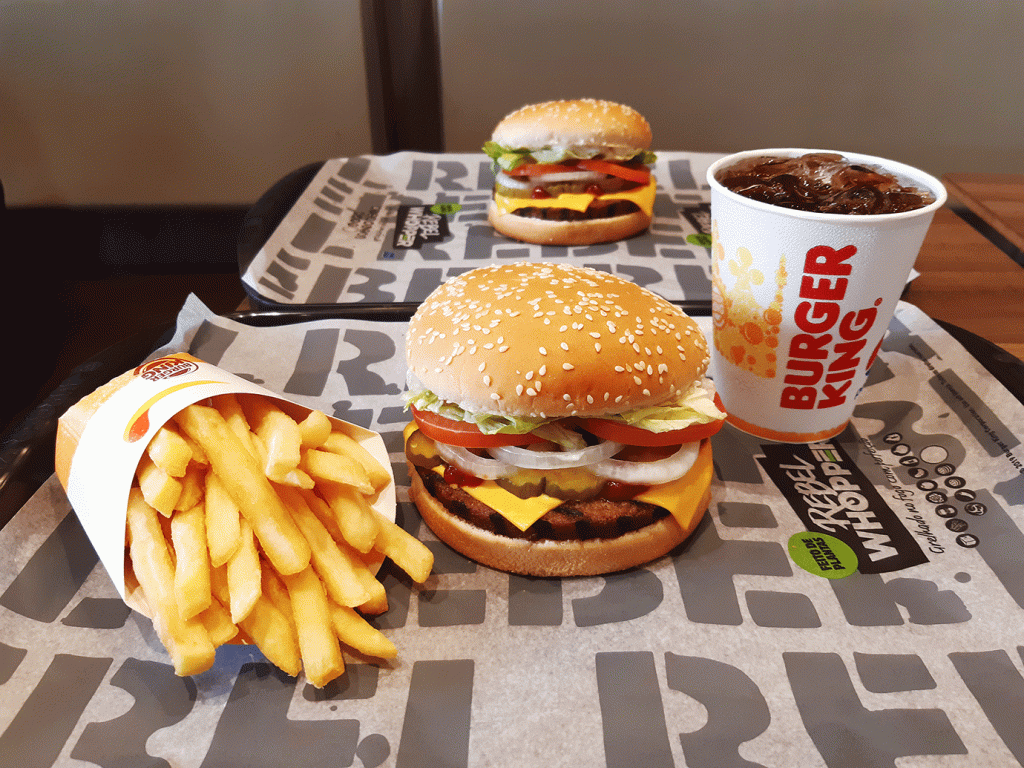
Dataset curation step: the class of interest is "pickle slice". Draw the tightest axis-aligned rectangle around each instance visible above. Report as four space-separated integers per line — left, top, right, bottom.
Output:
496 469 547 499
544 467 605 501
406 430 443 468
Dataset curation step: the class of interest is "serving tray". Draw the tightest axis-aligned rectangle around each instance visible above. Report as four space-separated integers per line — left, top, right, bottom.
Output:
2 299 1024 767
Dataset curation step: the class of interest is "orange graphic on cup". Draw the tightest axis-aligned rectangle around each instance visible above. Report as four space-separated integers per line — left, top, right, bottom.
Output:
711 220 787 379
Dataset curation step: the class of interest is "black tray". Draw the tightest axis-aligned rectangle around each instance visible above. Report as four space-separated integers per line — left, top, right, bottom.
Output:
235 161 716 318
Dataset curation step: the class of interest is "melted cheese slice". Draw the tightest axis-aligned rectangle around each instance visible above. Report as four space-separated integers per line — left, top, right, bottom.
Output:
493 176 656 217
427 438 714 534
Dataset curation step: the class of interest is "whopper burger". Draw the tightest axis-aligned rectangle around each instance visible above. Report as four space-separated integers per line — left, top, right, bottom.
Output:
483 99 657 246
403 263 726 577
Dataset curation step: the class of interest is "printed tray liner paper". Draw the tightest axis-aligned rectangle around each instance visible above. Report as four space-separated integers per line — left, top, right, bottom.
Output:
2 295 1024 767
240 151 721 307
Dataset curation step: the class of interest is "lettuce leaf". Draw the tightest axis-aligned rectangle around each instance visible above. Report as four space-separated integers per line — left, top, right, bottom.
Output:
482 141 657 172
404 378 723 439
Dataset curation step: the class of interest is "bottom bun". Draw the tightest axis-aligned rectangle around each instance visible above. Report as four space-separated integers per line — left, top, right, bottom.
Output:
487 201 651 246
408 460 711 577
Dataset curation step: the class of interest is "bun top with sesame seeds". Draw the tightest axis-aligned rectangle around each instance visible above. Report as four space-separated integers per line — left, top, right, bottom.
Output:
490 99 652 156
405 262 711 420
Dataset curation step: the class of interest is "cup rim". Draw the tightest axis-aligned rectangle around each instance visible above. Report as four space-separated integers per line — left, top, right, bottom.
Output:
706 148 948 221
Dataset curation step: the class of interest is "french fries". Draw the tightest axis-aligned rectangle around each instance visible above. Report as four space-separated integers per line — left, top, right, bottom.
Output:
124 394 432 687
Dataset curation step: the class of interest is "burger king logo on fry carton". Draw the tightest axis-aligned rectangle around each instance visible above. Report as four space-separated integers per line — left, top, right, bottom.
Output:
135 356 200 381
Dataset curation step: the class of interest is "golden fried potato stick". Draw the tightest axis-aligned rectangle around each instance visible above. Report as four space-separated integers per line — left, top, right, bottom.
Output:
204 471 241 568
225 518 262 623
173 462 206 512
170 502 212 620
323 430 392 492
197 597 239 646
340 540 389 615
371 509 434 584
329 601 397 659
276 485 372 608
146 423 193 478
174 403 311 575
136 453 182 517
209 393 260 461
298 409 332 448
260 567 297 635
126 488 215 676
317 482 380 554
302 449 374 495
240 396 304 478
282 566 346 688
211 565 301 677
250 431 314 488
179 431 208 466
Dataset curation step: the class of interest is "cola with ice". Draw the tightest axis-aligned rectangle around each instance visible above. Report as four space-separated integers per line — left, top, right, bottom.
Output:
714 152 935 214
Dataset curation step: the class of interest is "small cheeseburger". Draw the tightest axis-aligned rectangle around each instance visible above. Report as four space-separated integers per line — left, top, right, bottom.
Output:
404 263 726 577
483 99 657 246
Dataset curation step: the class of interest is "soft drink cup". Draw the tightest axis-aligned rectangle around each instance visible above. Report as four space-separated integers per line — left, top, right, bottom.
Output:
707 148 947 442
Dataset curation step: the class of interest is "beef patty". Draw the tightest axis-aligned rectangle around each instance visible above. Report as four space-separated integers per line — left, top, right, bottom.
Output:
415 466 670 542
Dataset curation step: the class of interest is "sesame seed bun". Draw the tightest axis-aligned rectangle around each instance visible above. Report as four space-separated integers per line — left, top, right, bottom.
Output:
405 263 710 420
491 98 652 154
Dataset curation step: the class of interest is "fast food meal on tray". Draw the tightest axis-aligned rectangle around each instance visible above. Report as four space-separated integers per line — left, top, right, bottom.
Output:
403 262 727 576
54 353 432 686
483 98 657 245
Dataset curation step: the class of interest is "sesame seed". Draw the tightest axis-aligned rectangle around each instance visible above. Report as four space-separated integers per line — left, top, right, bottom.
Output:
563 363 575 370
560 342 569 351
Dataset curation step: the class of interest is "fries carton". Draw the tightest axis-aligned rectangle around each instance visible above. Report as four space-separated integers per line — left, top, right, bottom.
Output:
54 353 396 606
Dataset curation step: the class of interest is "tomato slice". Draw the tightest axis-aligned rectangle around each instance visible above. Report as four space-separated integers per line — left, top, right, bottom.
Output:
506 160 651 185
579 394 727 446
411 407 544 448
575 159 651 184
580 416 724 446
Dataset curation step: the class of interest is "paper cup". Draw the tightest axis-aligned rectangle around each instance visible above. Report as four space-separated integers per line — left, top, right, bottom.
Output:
707 149 946 442
56 353 395 606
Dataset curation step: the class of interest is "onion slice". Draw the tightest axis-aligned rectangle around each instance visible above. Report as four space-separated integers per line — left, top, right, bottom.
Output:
526 170 606 184
495 172 533 190
591 442 700 484
488 439 622 470
436 442 515 479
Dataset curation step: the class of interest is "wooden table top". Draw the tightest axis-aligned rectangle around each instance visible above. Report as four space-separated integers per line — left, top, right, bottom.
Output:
943 173 1024 256
904 205 1024 360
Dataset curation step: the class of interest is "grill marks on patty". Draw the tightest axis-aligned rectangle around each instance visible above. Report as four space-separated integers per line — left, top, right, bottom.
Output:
415 465 669 542
511 200 641 221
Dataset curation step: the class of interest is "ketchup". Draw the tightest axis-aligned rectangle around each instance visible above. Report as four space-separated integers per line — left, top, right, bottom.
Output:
602 480 650 501
444 465 485 487
531 187 551 199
